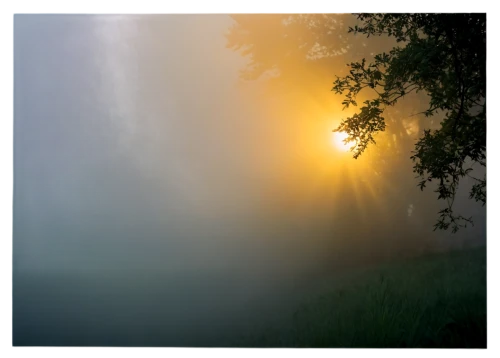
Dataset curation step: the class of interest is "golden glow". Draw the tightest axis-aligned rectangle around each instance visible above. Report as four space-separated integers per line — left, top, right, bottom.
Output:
332 131 354 152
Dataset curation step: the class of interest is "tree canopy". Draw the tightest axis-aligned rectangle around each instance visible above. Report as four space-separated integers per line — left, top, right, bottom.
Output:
333 14 486 232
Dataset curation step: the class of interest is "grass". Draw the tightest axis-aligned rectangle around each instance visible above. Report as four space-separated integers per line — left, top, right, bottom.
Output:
241 247 486 348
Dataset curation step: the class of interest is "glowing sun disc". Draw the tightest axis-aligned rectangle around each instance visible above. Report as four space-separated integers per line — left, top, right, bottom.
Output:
332 131 353 152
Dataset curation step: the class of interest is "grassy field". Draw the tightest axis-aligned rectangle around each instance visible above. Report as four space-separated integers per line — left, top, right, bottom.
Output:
241 247 487 348
13 246 486 347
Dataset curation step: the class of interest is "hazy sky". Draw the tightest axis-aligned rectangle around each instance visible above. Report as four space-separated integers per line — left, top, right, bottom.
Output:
13 15 352 275
14 14 485 277
15 15 258 273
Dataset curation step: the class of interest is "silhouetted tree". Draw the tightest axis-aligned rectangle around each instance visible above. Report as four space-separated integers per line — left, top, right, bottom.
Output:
333 14 486 232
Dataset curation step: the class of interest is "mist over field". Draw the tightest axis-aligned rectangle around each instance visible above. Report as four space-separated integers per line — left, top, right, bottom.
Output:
13 15 486 346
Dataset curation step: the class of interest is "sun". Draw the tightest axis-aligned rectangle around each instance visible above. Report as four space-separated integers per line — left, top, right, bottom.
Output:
332 131 354 152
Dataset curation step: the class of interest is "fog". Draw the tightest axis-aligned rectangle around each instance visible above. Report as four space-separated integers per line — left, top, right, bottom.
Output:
13 15 486 346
